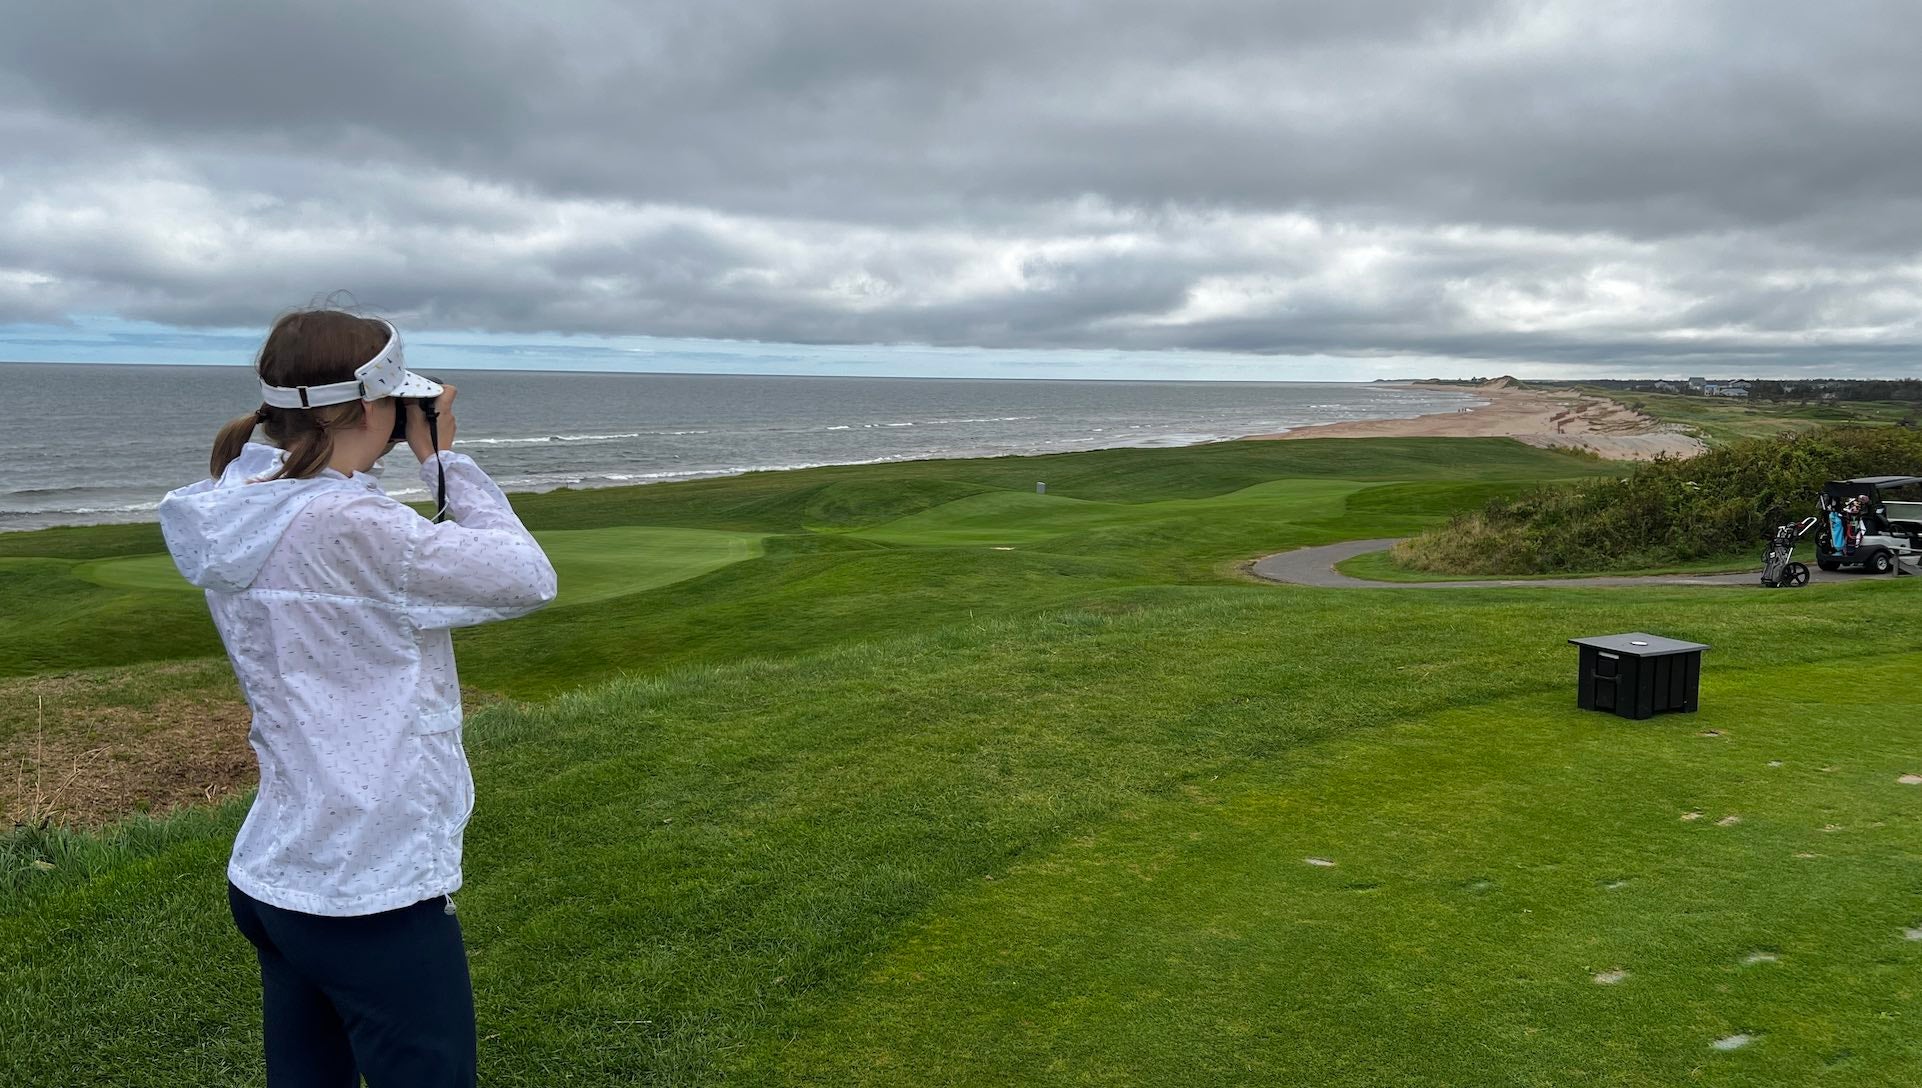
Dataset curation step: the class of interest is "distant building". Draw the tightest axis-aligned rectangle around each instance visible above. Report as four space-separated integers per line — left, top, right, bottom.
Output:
1704 380 1749 398
1687 376 1707 390
1653 380 1678 392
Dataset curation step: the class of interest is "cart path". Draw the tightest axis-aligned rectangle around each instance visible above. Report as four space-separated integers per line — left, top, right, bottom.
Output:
1248 538 1861 589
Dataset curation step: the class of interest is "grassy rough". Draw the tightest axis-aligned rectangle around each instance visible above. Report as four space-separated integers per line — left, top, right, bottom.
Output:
1593 387 1916 447
1336 547 1755 583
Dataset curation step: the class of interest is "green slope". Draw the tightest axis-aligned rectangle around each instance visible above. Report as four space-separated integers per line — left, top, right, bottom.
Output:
13 436 1913 1086
771 653 1922 1086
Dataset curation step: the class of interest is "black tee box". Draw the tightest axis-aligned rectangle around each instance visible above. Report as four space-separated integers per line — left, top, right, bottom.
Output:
1568 632 1710 720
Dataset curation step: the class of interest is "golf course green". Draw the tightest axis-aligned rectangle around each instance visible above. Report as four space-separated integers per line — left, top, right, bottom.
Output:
4 435 1919 1086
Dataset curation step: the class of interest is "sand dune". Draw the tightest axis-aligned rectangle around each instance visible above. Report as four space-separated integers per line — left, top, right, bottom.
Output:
1254 380 1706 461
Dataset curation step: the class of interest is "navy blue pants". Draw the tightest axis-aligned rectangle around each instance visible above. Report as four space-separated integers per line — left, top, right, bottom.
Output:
227 881 477 1087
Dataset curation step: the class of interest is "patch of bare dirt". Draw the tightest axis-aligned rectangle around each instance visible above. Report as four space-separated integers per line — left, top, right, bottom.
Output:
4 663 505 830
4 674 254 831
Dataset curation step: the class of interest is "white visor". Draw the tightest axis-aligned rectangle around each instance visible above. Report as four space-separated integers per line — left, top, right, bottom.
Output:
259 320 443 409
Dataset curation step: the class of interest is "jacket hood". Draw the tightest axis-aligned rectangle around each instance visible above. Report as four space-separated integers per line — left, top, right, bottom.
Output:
159 442 374 592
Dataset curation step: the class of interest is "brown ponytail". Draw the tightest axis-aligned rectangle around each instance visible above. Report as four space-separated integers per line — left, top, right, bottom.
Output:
209 309 386 481
210 407 267 478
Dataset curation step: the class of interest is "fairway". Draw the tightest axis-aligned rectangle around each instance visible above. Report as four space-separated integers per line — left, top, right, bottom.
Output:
70 526 769 606
774 653 1922 1084
5 436 1918 1086
850 478 1366 549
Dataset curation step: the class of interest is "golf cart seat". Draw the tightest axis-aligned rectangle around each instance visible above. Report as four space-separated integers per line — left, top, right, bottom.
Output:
1881 500 1922 531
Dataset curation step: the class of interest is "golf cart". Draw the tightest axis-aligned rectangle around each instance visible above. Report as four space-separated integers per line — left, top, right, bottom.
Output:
1814 476 1922 574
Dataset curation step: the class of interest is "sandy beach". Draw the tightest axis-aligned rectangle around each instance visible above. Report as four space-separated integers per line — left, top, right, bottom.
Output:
1253 379 1706 461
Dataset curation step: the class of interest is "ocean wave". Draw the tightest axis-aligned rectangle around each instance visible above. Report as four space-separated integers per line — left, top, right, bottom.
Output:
4 484 131 500
485 452 964 493
794 415 1039 433
454 429 707 447
0 498 162 516
941 415 1039 424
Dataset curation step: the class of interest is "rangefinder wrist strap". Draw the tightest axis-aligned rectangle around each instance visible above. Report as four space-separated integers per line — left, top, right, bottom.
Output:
427 411 448 523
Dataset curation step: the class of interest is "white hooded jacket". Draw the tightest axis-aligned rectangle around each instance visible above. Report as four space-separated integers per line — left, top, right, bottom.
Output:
159 442 557 916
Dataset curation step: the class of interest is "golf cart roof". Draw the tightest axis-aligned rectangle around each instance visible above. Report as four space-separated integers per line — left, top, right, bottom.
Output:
1834 476 1922 489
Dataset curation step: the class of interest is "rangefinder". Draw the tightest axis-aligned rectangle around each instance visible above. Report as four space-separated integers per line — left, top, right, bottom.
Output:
389 387 442 443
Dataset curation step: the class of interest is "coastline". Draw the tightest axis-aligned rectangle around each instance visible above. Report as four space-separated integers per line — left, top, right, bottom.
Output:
0 377 1484 534
0 381 1664 535
1251 380 1706 461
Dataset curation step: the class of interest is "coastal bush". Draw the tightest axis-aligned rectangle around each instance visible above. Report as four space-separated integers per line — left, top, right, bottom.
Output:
1393 425 1922 574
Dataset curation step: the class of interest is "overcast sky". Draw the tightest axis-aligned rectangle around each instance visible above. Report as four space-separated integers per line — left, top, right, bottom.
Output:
3 0 1919 380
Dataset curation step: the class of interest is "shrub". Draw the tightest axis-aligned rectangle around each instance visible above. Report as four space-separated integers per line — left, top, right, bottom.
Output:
1393 427 1922 574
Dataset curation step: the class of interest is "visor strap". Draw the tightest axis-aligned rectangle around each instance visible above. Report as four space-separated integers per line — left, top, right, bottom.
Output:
298 387 310 408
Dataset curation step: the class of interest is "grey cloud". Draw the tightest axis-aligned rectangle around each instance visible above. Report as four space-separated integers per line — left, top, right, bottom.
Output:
20 0 1913 232
2 0 1920 373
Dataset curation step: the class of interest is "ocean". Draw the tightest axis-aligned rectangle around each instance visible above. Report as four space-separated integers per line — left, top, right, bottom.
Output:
0 363 1476 532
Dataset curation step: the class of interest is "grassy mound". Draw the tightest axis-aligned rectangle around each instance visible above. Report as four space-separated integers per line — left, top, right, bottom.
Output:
1394 426 1922 576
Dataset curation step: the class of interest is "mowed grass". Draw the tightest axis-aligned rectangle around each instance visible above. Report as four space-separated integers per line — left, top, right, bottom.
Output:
71 527 767 608
6 435 1921 1085
849 478 1366 549
771 653 1922 1085
6 584 1922 1086
0 438 1594 689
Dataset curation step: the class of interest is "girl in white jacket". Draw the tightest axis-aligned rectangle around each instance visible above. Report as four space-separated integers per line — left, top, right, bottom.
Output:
160 308 557 1087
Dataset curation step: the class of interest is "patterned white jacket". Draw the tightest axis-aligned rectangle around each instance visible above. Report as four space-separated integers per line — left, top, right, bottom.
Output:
160 442 557 916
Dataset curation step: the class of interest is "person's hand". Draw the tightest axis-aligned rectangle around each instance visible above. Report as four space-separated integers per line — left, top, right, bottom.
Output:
404 384 458 462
